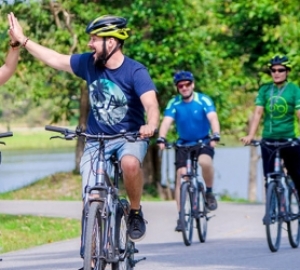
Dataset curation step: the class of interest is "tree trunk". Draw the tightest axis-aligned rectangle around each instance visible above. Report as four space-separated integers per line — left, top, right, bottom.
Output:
248 146 259 202
75 84 89 173
142 145 174 200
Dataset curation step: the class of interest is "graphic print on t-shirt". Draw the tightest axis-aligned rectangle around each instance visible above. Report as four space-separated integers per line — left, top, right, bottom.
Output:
267 96 288 119
89 78 128 126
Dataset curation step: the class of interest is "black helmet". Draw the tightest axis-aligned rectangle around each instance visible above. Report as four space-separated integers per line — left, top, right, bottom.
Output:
268 55 292 70
173 71 194 85
86 15 130 40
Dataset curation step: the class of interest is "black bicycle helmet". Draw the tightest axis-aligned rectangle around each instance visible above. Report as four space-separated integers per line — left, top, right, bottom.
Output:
268 55 292 70
86 15 130 40
173 71 194 85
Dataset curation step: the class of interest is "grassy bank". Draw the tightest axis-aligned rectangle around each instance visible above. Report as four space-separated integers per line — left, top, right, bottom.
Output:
0 214 80 253
2 128 76 150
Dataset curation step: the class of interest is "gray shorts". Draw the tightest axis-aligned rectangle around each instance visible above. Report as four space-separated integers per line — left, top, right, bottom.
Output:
80 138 148 198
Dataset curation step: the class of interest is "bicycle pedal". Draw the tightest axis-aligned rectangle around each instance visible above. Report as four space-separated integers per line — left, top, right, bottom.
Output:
134 257 146 265
207 214 216 221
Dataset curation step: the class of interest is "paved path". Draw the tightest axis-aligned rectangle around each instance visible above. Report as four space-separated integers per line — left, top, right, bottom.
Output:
0 200 299 270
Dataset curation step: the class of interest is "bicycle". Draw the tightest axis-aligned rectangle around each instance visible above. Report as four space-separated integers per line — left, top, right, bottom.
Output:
0 131 13 165
247 139 300 252
45 125 146 270
162 140 213 246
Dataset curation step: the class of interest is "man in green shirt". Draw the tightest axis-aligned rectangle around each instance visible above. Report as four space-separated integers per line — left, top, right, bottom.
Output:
241 55 300 195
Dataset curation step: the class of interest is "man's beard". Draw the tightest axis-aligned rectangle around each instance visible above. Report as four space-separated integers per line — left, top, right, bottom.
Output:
94 52 107 69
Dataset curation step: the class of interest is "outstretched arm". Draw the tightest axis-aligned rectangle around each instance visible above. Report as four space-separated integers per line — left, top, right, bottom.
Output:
0 14 20 86
0 44 19 86
8 12 73 74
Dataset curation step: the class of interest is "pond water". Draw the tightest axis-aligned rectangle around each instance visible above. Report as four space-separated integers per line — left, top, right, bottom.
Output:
161 146 265 202
0 148 75 193
0 146 264 202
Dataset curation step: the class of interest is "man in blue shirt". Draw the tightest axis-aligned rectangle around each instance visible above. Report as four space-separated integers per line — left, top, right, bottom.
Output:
8 13 159 266
157 71 220 231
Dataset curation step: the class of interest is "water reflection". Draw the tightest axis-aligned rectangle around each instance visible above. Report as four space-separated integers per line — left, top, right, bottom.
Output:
0 148 75 193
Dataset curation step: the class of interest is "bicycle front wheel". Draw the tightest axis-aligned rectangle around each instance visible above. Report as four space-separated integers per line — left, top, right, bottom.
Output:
196 181 207 243
180 180 193 246
265 181 282 252
287 187 300 248
112 199 134 270
84 201 106 270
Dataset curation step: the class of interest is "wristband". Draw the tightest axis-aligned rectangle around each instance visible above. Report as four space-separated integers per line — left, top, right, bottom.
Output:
22 37 29 47
156 137 166 144
9 40 20 48
211 132 221 142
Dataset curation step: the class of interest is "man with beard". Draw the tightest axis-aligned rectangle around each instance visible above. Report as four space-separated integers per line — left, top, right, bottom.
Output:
8 12 159 259
157 70 220 232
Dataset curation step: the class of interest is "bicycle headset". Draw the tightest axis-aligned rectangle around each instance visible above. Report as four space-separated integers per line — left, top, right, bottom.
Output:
85 15 131 65
173 71 194 85
268 55 292 71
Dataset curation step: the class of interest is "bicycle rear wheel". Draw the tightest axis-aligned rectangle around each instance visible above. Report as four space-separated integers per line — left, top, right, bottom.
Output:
287 185 300 248
112 199 134 270
196 181 207 243
265 181 282 252
84 201 106 270
180 180 193 246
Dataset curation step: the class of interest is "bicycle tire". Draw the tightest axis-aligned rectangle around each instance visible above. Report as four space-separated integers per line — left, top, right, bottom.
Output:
180 180 193 246
196 181 207 243
287 184 300 248
265 181 282 252
112 199 134 270
84 201 106 270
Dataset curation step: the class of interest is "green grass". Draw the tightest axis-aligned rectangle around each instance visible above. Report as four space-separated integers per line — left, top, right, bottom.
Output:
0 172 82 200
2 128 76 150
0 214 80 253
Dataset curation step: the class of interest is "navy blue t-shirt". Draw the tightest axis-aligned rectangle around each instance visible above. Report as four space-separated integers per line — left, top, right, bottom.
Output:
70 53 156 135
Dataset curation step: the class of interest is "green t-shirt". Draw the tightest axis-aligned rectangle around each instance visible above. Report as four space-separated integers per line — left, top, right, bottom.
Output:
255 81 300 139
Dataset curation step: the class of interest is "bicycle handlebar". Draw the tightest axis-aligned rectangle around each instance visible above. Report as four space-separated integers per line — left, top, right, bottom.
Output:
246 138 300 148
45 125 143 142
163 140 211 150
0 132 13 139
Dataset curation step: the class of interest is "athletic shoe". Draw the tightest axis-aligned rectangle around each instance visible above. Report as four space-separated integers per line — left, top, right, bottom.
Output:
175 219 182 232
128 207 146 242
205 192 218 211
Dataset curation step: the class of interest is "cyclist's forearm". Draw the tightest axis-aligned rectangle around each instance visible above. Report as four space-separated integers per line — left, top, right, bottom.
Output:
207 112 220 134
248 106 263 137
159 117 173 137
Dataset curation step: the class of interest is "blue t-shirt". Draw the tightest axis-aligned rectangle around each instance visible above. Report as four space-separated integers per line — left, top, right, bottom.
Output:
164 92 216 144
70 53 156 135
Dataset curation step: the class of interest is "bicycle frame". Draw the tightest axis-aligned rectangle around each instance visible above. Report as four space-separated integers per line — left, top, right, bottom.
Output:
247 138 300 252
165 140 210 246
45 125 145 268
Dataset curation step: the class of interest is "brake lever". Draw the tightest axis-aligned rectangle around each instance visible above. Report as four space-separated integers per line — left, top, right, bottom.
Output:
50 135 66 140
0 141 6 145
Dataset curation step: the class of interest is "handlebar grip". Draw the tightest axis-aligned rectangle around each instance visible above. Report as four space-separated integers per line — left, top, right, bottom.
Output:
0 132 13 138
45 125 67 134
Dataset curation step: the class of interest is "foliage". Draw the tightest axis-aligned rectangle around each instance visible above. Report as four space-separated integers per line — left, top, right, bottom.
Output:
0 0 300 156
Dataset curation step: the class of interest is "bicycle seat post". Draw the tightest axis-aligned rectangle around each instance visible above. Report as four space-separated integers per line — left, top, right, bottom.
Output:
95 139 107 186
186 150 192 176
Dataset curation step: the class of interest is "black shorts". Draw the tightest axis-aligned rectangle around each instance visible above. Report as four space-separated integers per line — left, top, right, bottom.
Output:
175 145 215 170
